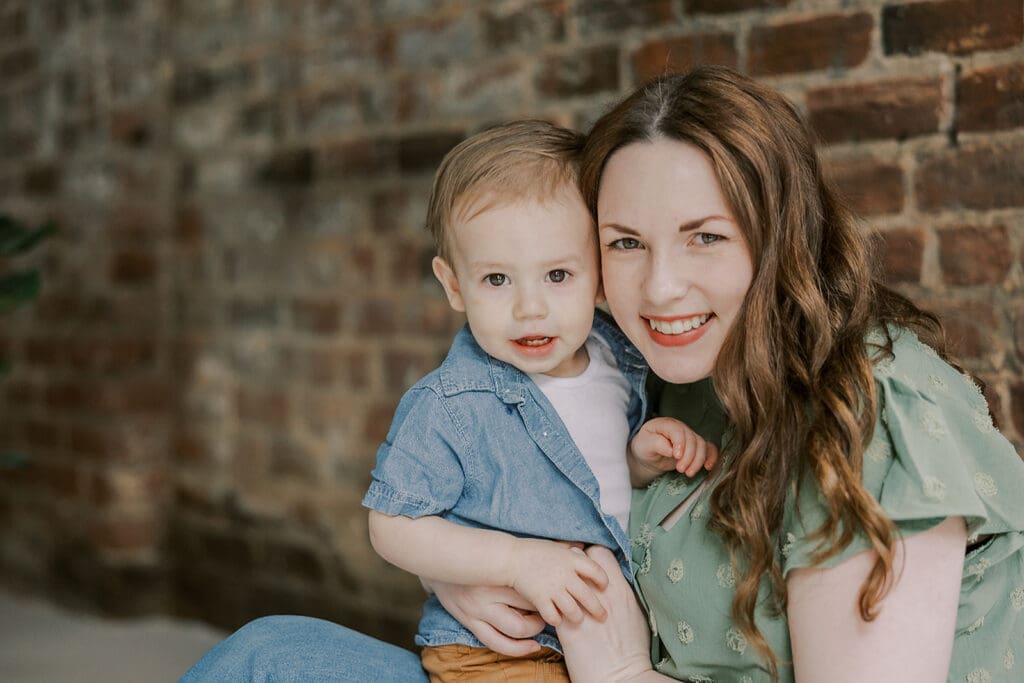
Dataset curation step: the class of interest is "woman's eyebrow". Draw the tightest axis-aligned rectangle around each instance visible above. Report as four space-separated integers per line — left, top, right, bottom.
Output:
679 215 729 232
598 222 639 234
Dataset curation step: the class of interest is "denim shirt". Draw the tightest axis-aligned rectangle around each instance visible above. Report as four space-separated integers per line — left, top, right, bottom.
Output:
362 310 649 652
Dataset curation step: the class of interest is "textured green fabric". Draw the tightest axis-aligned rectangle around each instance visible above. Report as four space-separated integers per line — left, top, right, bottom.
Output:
630 328 1024 682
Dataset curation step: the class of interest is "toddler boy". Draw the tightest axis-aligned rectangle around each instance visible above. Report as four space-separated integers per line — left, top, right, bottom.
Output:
363 120 715 682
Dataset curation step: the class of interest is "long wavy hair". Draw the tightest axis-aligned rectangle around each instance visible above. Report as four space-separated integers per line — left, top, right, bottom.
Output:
581 65 952 678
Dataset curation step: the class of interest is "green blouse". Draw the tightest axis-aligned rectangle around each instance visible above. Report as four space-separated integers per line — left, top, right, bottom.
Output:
629 328 1024 682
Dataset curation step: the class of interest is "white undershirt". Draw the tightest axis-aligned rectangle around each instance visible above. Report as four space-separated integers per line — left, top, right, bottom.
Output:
529 335 632 533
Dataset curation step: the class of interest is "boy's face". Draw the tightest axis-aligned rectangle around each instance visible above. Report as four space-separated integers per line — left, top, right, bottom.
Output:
432 188 603 378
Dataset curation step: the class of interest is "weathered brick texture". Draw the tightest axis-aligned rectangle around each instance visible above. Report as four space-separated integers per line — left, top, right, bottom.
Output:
0 0 1022 646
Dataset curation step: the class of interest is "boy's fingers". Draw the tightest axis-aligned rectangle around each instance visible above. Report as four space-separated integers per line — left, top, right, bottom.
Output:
705 443 719 470
570 582 607 622
576 556 609 590
685 438 707 477
538 600 562 627
554 591 584 625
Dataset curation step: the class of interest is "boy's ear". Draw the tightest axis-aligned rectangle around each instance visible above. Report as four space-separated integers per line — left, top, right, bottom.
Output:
432 256 466 312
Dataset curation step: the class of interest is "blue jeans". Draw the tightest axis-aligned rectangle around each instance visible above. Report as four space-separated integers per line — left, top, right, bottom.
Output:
178 615 428 682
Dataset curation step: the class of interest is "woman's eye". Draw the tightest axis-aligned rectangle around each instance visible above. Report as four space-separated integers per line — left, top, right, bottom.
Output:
609 237 641 250
695 232 723 246
485 273 508 286
547 269 570 283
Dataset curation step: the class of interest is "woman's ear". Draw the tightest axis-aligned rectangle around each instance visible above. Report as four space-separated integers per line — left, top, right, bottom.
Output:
432 256 466 312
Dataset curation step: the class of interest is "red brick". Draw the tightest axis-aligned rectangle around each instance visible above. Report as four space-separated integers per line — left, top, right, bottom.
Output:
237 386 289 426
317 138 399 179
357 298 398 335
883 0 1023 56
0 46 37 79
937 224 1012 286
23 163 61 195
631 33 738 82
871 227 924 284
0 7 28 41
100 379 172 416
110 109 150 147
269 436 320 483
175 205 205 246
173 430 211 466
397 131 465 174
291 299 341 335
24 337 64 368
807 78 943 143
483 0 567 52
106 205 162 243
364 401 399 442
37 460 84 500
573 0 674 37
90 515 160 552
933 300 999 360
68 337 157 374
958 63 1024 133
915 141 1024 211
70 424 111 459
257 148 315 186
749 12 872 77
390 243 434 284
263 540 326 584
110 250 158 286
827 157 904 216
536 46 620 98
688 0 790 13
384 350 440 391
46 381 91 411
24 418 61 450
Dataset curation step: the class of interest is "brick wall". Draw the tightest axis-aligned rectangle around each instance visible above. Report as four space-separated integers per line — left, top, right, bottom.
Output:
0 0 1021 646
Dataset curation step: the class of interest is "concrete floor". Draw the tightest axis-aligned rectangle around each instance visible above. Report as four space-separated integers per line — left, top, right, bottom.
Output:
0 588 227 683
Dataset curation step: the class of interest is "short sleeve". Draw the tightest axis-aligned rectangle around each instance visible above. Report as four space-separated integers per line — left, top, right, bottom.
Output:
783 328 1024 574
361 386 467 518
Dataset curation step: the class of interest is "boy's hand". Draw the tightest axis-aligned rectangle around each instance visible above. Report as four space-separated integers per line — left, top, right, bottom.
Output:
630 416 718 479
507 539 610 627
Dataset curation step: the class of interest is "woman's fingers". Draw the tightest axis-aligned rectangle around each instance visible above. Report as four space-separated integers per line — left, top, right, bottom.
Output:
467 619 543 657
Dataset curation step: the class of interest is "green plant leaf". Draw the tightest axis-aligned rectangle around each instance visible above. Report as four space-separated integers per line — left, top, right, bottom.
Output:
0 219 55 256
0 270 41 314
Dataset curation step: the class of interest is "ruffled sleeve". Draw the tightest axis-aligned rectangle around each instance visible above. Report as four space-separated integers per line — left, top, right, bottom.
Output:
782 327 1024 574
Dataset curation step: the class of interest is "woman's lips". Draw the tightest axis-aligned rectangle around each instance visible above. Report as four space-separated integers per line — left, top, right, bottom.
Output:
643 313 714 347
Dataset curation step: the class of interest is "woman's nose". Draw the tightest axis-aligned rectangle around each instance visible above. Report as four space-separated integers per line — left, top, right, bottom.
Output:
643 253 691 306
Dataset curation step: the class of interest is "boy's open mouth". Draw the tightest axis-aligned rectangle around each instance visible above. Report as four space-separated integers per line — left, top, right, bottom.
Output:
513 335 553 347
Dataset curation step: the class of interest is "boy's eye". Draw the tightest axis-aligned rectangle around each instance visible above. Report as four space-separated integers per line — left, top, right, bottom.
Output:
695 232 723 245
547 269 570 283
484 273 508 286
608 237 641 250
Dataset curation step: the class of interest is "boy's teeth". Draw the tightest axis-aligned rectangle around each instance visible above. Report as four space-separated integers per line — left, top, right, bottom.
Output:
648 314 710 335
519 337 551 346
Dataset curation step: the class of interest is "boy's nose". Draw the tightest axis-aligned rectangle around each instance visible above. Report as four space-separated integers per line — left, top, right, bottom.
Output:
513 288 548 320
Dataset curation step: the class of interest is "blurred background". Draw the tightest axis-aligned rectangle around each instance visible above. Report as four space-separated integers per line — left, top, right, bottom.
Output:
0 0 1022 672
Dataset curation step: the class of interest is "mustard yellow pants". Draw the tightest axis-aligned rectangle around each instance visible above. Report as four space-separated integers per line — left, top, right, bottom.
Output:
421 644 570 682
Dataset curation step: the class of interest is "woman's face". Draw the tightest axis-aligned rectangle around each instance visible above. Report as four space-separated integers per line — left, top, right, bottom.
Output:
597 138 754 384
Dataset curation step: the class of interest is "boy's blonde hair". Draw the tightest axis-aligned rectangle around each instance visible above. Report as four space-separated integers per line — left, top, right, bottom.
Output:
425 119 585 263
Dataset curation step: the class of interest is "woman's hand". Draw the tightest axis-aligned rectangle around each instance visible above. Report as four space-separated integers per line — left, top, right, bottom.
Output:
556 546 658 683
428 579 547 657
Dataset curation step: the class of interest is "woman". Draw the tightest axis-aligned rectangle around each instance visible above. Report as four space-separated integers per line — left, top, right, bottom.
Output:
181 66 1024 682
554 64 1024 682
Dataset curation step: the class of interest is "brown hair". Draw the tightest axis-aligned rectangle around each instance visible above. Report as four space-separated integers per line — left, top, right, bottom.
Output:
425 120 585 263
581 65 951 678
